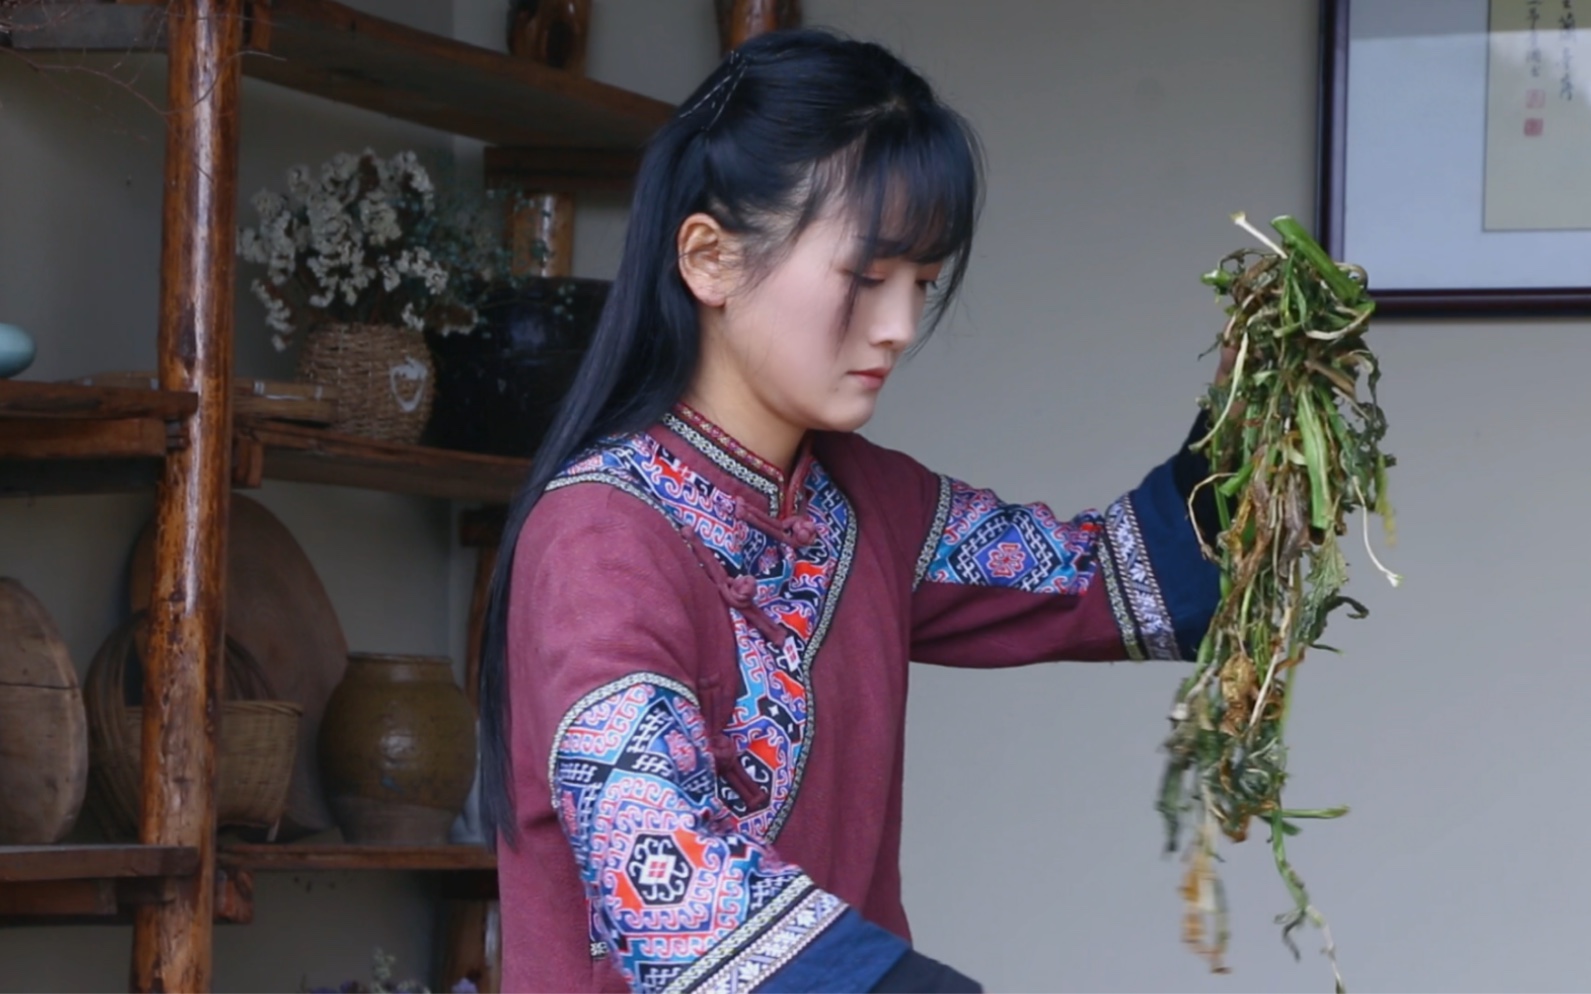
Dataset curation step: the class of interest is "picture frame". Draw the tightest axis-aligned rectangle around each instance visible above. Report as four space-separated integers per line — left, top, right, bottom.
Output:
1317 0 1591 316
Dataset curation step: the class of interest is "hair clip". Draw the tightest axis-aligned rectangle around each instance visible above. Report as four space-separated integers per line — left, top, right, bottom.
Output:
688 50 749 133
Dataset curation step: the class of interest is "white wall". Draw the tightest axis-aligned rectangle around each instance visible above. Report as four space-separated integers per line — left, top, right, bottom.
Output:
798 2 1591 992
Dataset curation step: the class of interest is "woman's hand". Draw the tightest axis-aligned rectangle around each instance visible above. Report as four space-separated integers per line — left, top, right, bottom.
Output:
1215 342 1240 387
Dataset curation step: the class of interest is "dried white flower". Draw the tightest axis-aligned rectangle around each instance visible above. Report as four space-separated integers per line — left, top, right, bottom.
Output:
285 165 314 199
238 148 511 340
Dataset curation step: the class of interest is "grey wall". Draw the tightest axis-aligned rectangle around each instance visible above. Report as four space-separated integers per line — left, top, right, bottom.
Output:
5 1 1589 992
800 2 1591 993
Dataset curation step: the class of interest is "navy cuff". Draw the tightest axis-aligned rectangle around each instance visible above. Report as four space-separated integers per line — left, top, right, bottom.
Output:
755 909 909 994
1133 436 1222 660
870 949 983 992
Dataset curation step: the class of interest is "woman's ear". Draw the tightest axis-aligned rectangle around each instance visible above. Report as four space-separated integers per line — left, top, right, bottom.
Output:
677 212 733 308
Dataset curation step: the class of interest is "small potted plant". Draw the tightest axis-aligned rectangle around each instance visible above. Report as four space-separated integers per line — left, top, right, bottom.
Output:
238 149 489 444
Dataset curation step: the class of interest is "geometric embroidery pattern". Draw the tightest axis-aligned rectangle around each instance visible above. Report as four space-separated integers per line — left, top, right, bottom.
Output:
549 420 862 983
672 886 848 994
920 477 1103 595
555 426 856 845
1097 493 1180 661
552 677 842 991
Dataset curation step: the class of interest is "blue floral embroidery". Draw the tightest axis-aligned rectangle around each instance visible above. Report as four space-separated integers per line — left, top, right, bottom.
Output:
921 478 1103 595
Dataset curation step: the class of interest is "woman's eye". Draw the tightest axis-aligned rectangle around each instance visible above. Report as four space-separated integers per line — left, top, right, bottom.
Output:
853 273 886 288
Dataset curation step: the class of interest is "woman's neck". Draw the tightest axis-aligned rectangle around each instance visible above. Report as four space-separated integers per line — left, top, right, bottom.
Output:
678 385 804 478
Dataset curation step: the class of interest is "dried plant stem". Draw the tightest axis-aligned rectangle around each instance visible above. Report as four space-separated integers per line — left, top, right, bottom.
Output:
1159 214 1396 992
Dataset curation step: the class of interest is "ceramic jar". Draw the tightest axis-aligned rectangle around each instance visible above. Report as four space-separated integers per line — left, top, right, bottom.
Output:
426 277 608 457
317 653 476 845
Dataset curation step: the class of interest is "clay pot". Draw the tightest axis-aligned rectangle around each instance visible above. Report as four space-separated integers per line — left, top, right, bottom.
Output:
317 653 476 845
425 277 608 457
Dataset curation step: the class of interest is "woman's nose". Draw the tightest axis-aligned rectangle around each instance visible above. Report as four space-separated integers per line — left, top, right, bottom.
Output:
869 288 921 352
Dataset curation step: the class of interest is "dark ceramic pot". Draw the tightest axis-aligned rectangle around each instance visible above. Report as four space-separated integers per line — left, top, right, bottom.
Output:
317 653 476 845
426 277 609 457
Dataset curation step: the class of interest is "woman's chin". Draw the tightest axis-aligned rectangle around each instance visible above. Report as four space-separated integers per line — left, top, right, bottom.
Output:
818 401 878 434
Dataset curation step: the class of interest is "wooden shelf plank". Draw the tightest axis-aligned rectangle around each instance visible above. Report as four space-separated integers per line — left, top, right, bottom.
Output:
239 419 528 503
0 380 196 422
0 383 183 496
0 845 199 883
247 0 673 149
0 418 171 461
219 843 495 873
10 1 675 151
485 146 645 194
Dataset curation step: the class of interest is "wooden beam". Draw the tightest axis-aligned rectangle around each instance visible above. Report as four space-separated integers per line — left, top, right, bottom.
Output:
10 1 672 149
0 879 118 917
0 381 196 421
0 418 169 460
218 843 495 873
241 419 528 502
246 0 669 148
458 507 506 712
438 898 502 994
0 845 199 883
483 147 642 195
131 0 242 989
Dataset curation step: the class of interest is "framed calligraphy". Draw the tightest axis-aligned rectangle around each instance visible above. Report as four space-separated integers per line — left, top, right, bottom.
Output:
1318 0 1591 315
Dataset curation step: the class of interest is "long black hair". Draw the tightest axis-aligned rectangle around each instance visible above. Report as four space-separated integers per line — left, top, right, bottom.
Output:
478 28 985 848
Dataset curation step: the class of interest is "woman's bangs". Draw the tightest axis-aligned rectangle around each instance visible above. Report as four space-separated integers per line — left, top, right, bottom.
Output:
850 112 981 267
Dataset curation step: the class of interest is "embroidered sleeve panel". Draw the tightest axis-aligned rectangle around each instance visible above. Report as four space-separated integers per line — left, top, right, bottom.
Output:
553 675 865 994
1098 458 1221 661
908 451 1219 665
917 477 1104 595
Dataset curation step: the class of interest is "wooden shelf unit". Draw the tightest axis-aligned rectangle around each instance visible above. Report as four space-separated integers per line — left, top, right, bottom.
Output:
0 0 702 986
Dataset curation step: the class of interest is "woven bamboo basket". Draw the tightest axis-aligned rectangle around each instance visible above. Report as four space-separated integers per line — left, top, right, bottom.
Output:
84 613 301 839
296 323 435 444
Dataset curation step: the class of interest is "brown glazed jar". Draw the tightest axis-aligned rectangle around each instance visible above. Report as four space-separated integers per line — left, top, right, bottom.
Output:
317 653 476 845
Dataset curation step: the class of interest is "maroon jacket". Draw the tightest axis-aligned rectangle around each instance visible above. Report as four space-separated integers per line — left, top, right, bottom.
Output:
498 407 1217 992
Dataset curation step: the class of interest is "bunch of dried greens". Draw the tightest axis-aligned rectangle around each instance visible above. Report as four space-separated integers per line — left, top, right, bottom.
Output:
1159 213 1398 992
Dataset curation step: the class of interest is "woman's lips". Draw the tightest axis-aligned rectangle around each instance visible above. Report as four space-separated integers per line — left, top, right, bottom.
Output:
850 368 890 388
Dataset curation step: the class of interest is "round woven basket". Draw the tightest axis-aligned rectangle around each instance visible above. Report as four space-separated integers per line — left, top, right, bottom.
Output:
296 323 435 444
84 613 301 839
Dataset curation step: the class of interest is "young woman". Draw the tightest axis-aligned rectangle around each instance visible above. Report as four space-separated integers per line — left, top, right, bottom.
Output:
479 29 1224 993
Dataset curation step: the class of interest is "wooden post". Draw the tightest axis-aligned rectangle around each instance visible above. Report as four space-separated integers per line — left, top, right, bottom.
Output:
131 0 241 990
715 0 800 53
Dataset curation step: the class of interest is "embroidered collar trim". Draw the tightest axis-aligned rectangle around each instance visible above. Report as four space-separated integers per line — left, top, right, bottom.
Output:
671 404 787 482
663 405 819 516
